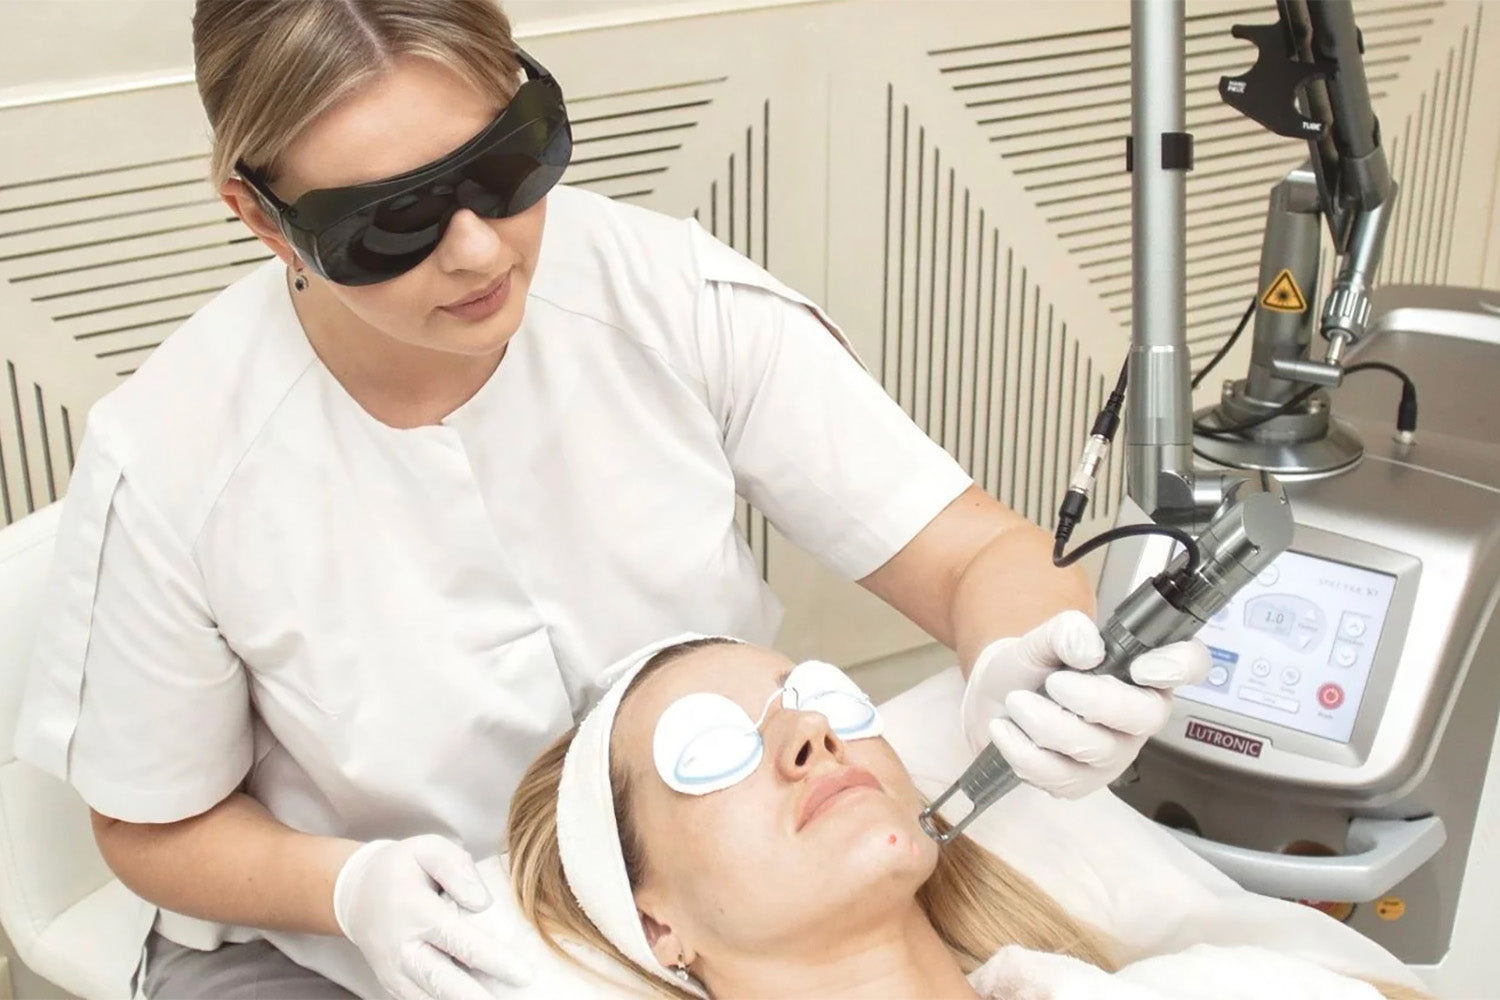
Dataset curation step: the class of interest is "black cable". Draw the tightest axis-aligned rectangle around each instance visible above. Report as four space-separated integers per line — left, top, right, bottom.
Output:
1053 523 1201 575
1194 361 1419 442
1344 361 1412 385
1095 356 1129 440
1191 297 1257 390
1052 358 1130 549
1193 384 1321 440
1051 355 1202 578
1344 361 1419 435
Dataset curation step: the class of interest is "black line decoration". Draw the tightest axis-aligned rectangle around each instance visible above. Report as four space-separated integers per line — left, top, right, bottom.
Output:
933 3 1447 369
879 93 1124 528
698 101 775 582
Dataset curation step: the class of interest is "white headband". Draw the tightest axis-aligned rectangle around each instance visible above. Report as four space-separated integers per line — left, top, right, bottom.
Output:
556 633 733 997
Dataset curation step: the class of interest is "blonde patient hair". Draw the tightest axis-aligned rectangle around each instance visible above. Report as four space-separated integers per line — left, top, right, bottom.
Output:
506 641 1117 998
192 0 523 189
507 641 1430 999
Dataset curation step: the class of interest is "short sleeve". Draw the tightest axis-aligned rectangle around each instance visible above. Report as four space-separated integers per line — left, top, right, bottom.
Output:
697 277 973 581
13 425 252 823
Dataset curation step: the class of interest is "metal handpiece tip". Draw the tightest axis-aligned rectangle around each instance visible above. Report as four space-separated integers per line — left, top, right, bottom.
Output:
918 800 972 844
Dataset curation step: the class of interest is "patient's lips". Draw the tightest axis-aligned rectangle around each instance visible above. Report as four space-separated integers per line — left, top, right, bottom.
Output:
796 766 882 830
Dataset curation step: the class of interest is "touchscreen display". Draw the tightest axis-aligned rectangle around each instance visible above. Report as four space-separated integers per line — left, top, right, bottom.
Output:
1174 550 1397 743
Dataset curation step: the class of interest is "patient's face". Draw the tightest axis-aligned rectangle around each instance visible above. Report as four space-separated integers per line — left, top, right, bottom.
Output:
611 643 940 966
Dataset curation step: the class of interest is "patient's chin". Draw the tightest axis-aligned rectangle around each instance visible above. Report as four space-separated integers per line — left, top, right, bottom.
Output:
814 801 939 895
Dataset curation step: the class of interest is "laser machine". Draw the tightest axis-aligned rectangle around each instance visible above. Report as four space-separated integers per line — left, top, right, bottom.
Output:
1087 3 1500 992
923 1 1498 991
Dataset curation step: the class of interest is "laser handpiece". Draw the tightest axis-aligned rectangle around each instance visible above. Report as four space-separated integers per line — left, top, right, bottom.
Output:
919 475 1293 844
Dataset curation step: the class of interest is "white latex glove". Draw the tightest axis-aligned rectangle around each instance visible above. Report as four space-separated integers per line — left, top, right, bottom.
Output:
334 835 533 1000
959 609 1212 799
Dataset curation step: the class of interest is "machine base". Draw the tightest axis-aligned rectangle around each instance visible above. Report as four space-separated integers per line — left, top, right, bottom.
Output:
1192 410 1365 477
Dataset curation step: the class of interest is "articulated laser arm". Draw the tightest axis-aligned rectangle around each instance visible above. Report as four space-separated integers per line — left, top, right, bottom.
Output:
924 0 1397 841
922 0 1298 843
1224 0 1396 386
1201 0 1405 474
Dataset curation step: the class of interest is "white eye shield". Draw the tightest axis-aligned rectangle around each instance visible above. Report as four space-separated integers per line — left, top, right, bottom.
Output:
652 658 884 795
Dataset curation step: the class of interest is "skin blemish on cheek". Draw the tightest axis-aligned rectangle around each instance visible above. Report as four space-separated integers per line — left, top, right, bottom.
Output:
888 834 898 846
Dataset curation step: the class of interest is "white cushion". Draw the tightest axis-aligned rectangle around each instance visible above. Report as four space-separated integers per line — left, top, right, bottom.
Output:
0 505 153 999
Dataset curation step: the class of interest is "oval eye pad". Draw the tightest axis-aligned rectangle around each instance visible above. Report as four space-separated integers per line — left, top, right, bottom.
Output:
652 663 886 796
653 692 763 795
782 660 884 740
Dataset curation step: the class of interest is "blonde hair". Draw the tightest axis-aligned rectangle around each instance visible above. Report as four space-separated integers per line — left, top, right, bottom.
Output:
505 645 1117 999
506 643 1432 999
192 0 523 188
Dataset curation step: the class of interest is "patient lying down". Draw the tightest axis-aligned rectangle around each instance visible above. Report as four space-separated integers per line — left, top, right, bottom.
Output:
506 636 1424 1000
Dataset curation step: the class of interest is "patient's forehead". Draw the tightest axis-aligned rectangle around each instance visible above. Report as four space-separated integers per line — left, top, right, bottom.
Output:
614 644 790 754
638 643 788 716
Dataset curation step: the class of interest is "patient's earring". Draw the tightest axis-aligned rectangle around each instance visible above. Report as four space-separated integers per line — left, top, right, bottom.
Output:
673 953 691 983
290 257 308 292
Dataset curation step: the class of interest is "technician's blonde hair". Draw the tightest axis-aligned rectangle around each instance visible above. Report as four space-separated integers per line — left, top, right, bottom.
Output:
507 642 1429 999
192 0 522 189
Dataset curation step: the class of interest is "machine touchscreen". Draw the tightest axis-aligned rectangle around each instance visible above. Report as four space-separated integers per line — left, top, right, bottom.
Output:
1178 550 1398 743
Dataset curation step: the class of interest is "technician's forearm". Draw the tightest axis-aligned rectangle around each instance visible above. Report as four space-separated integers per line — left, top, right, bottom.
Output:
950 523 1095 679
91 792 360 936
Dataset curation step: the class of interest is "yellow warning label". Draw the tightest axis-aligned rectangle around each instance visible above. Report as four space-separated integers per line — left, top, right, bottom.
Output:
1260 268 1308 313
1375 897 1406 921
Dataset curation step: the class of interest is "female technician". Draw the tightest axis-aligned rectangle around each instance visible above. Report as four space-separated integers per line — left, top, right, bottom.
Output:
15 2 1207 998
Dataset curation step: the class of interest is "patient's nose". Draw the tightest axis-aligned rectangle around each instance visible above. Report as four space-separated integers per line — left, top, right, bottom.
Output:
774 710 845 779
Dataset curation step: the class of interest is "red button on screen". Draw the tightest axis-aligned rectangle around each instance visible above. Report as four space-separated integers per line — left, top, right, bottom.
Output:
1317 683 1345 709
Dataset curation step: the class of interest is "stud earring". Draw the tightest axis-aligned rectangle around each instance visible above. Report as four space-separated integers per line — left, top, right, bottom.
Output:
292 272 308 292
674 953 691 983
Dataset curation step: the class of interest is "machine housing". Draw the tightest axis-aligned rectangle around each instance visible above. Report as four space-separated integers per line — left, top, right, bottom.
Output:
1100 286 1500 969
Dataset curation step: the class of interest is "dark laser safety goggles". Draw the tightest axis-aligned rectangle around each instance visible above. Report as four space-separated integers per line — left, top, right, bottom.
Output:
236 48 572 287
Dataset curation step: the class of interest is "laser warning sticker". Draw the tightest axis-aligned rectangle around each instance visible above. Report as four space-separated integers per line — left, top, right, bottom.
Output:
1260 269 1308 313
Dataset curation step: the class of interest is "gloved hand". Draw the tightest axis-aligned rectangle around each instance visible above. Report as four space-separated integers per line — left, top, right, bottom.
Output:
959 609 1212 798
334 835 532 1000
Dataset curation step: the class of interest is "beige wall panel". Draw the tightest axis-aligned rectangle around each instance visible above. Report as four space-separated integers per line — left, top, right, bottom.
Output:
0 0 1495 671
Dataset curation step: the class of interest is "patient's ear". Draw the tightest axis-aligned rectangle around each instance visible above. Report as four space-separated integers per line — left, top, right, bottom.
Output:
638 905 696 969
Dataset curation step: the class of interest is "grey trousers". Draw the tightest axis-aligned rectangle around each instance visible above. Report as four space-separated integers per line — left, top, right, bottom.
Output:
142 931 360 999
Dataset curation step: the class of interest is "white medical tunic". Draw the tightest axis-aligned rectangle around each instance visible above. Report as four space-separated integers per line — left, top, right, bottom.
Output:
14 185 972 993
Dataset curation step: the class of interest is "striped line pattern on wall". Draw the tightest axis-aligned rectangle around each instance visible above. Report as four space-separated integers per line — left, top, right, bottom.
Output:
0 77 725 524
693 100 774 582
0 361 67 523
879 84 1123 530
1379 5 1482 286
0 149 272 522
0 362 72 521
563 75 725 203
0 153 271 381
933 1 1439 369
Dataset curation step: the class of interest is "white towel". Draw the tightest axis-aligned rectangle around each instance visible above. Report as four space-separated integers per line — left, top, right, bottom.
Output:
969 943 1386 1000
556 633 733 999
